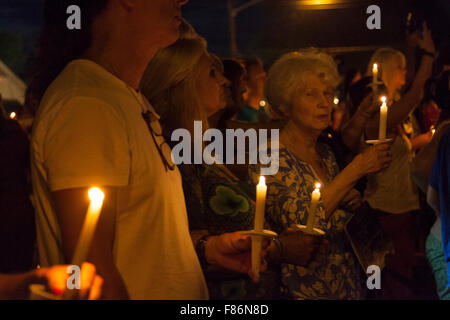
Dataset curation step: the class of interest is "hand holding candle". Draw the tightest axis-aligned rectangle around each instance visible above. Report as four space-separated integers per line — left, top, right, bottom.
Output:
306 183 321 231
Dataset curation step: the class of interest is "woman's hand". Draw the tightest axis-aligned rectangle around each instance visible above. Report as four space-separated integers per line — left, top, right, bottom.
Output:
269 229 328 266
35 262 103 300
417 22 436 54
340 188 363 211
358 93 379 119
356 142 392 175
204 232 270 283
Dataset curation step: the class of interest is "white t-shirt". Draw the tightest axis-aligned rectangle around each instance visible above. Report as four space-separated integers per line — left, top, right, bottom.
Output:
31 59 208 300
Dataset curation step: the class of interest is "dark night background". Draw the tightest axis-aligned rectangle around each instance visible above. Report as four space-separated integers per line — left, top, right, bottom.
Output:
0 0 448 81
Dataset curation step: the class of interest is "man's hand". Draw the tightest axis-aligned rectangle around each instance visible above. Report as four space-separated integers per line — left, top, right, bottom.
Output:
204 232 269 283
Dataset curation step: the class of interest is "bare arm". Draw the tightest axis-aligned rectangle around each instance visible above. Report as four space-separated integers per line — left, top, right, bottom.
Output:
410 131 433 152
322 144 392 218
366 24 435 140
52 187 129 299
321 156 364 218
404 30 421 89
341 93 377 152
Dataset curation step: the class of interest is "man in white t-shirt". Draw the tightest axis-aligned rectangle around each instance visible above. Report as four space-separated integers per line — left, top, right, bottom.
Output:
30 0 259 299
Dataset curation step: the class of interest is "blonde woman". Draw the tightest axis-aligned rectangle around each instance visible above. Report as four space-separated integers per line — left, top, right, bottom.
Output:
141 39 328 299
362 23 436 299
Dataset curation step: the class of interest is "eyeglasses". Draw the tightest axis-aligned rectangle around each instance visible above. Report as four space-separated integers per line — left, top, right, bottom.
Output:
141 111 175 171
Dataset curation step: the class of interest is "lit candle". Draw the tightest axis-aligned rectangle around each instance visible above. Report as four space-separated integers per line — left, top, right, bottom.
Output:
306 183 321 231
9 112 16 119
254 176 267 231
71 187 104 267
252 176 267 278
372 63 378 84
378 96 388 140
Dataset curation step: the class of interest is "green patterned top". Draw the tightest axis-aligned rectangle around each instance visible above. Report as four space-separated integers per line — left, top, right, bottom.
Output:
179 163 281 300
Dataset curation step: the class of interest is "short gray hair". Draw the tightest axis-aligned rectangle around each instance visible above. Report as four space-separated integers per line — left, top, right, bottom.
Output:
265 48 340 118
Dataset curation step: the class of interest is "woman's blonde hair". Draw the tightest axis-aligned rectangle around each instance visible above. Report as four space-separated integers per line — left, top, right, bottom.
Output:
265 48 340 120
366 48 406 98
140 38 209 138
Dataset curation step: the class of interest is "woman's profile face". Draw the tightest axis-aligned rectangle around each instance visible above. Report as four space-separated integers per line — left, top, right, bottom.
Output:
289 72 334 132
196 54 228 116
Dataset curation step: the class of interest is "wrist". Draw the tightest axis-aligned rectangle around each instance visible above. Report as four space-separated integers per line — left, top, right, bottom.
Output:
349 154 366 179
196 234 213 270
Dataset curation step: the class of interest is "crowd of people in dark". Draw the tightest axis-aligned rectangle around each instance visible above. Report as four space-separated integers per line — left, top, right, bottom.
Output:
0 0 449 300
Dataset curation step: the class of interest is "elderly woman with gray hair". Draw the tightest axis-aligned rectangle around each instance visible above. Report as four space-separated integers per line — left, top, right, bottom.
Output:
249 48 392 299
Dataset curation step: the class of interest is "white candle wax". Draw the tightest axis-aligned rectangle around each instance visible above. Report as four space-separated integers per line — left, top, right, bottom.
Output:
252 176 267 278
71 187 104 267
306 183 321 231
254 176 267 231
378 97 388 140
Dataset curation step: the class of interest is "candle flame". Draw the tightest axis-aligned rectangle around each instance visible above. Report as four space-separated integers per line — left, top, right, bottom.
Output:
315 183 321 189
381 96 387 103
9 112 16 119
88 187 104 206
258 176 266 186
259 100 266 107
334 97 339 105
373 63 378 72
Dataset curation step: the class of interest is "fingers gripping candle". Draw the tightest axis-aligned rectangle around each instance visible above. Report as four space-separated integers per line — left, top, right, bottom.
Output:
252 176 267 278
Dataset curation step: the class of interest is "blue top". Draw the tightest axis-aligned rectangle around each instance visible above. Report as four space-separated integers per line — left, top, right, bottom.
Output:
430 131 450 287
236 104 271 123
249 142 363 299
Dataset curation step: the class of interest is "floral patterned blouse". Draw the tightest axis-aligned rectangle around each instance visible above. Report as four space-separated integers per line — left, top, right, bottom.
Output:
179 163 281 300
249 141 364 300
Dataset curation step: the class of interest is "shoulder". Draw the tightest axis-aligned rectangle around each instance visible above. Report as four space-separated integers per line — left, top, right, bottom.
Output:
36 62 129 132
